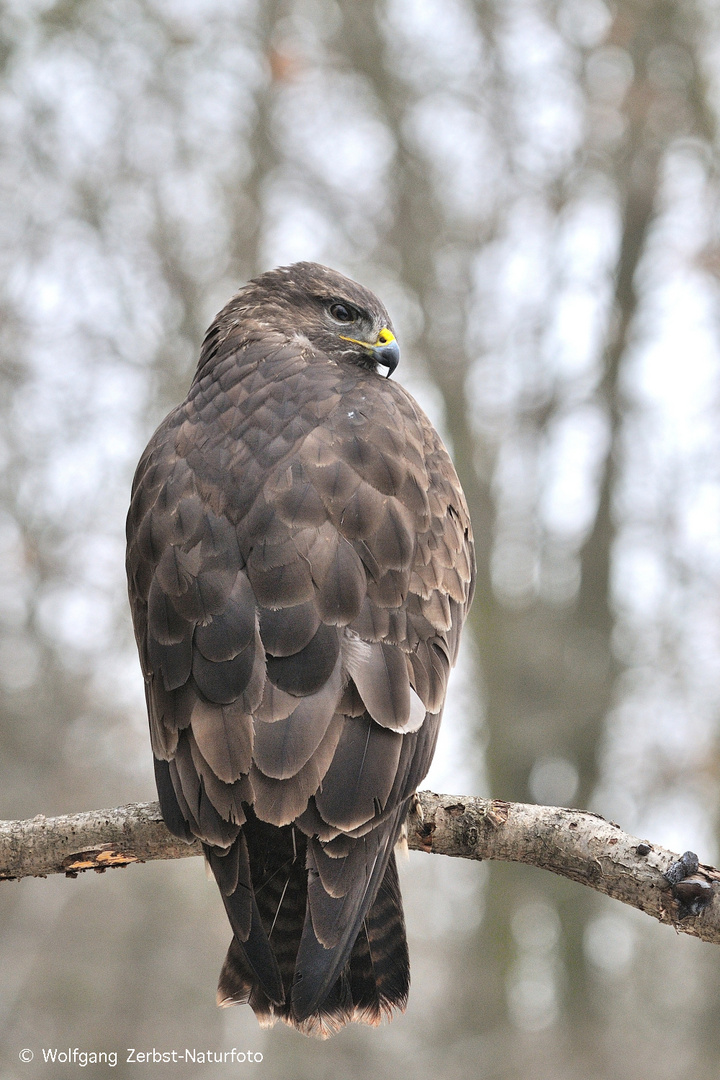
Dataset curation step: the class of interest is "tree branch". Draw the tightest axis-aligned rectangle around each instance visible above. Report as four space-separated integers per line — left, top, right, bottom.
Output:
1 793 717 944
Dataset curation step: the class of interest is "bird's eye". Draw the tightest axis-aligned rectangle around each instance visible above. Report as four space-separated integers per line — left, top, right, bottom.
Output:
329 303 356 323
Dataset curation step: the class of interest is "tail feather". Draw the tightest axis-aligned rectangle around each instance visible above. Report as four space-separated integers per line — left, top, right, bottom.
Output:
208 834 284 1005
290 807 405 1021
345 924 381 1019
361 852 410 1013
216 901 285 1009
334 855 410 1026
214 810 410 1036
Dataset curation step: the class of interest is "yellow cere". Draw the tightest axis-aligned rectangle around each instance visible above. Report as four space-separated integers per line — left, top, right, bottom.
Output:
339 328 395 350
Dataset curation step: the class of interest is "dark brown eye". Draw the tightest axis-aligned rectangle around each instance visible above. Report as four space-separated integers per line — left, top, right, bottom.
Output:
329 303 356 323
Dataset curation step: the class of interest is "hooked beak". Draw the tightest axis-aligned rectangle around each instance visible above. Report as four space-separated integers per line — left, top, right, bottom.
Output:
339 327 400 378
372 330 400 378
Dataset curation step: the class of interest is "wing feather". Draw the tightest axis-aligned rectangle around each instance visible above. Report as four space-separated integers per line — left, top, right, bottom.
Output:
265 623 339 696
250 714 344 827
253 654 343 779
313 715 403 831
189 696 253 784
194 573 256 661
258 600 320 657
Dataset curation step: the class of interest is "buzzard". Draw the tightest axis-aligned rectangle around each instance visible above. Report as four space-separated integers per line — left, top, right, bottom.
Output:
126 262 475 1036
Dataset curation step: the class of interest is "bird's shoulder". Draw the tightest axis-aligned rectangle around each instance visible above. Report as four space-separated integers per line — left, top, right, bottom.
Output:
127 337 474 620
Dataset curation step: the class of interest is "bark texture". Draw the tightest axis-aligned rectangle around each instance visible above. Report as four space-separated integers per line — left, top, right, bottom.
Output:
1 794 718 946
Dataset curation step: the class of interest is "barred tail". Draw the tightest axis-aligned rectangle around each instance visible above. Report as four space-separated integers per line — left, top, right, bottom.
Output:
215 815 409 1038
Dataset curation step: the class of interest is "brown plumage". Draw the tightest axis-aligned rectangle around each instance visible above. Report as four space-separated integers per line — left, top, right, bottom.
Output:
126 262 475 1037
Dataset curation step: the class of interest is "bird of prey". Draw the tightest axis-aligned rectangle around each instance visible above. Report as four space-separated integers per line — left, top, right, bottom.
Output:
126 262 475 1036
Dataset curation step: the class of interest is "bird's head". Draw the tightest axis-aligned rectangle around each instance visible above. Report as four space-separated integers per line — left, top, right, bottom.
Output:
236 262 400 378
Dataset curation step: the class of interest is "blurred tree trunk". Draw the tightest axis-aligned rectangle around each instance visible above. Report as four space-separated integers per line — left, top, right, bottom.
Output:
477 0 715 1050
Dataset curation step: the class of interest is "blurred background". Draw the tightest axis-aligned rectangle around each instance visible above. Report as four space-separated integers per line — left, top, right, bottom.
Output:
2 0 720 1076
